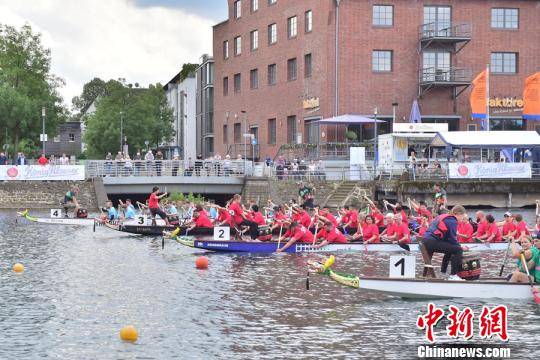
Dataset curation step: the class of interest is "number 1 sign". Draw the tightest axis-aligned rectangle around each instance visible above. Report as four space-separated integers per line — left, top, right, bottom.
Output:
389 255 416 279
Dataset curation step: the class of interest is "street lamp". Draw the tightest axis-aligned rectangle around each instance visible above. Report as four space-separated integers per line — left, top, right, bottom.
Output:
241 110 247 174
374 107 378 174
41 107 46 154
119 111 124 154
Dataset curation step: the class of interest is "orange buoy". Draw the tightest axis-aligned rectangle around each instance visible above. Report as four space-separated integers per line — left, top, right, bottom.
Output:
13 263 24 273
120 325 138 342
195 256 209 269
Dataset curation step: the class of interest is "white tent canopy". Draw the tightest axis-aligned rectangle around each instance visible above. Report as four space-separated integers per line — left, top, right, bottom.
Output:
431 131 540 148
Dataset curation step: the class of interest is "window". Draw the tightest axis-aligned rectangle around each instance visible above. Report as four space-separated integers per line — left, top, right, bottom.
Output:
234 0 241 19
491 8 518 29
372 50 392 72
250 30 258 51
223 124 228 144
305 10 313 33
268 0 276 5
268 118 276 144
223 40 229 59
251 0 258 12
268 23 277 44
490 118 526 131
287 58 297 81
287 16 297 38
373 5 393 26
467 124 477 131
234 123 241 143
223 77 229 96
53 135 60 142
422 51 451 81
234 73 241 92
234 36 242 56
68 133 75 142
287 116 297 143
491 52 517 74
250 69 258 89
304 53 312 78
268 64 277 85
424 6 451 36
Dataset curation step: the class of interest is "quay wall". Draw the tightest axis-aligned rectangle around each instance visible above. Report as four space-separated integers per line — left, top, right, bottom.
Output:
0 180 98 210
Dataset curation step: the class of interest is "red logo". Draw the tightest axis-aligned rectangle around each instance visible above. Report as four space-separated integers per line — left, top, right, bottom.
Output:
458 165 469 176
6 167 18 178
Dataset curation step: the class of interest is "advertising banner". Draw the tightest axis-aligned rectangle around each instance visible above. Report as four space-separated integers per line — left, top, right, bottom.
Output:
0 165 85 181
448 163 531 179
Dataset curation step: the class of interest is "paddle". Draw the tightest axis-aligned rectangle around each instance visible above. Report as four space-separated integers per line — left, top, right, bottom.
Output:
311 218 320 246
520 253 540 304
498 239 512 277
276 222 284 252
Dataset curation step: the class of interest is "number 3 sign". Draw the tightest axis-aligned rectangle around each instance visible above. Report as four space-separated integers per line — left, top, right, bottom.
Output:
389 255 416 279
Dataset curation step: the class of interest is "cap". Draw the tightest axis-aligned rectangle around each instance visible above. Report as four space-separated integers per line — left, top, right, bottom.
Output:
504 212 512 217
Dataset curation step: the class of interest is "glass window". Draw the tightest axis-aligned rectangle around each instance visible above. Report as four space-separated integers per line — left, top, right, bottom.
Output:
234 36 242 56
223 40 229 59
287 58 297 81
491 52 517 74
287 116 297 143
491 8 518 29
234 123 241 143
250 69 258 89
234 0 241 19
490 118 525 131
422 51 451 81
268 23 277 44
268 118 276 144
304 53 312 78
423 6 451 36
223 77 228 96
250 30 258 50
268 0 276 5
234 73 241 92
68 133 75 142
467 124 477 131
372 50 392 72
422 118 459 131
53 135 60 142
305 10 313 33
373 5 393 26
287 16 297 38
268 64 277 85
223 124 228 144
251 0 258 12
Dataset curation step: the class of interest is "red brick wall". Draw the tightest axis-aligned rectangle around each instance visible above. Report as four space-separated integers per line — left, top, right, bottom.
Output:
214 0 540 158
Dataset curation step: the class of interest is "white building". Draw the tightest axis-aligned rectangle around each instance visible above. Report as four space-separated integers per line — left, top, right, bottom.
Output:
164 71 197 160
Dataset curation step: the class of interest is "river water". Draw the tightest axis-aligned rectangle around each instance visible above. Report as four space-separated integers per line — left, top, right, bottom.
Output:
0 209 538 359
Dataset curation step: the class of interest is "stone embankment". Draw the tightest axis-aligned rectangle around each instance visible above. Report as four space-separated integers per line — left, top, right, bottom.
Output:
0 180 98 210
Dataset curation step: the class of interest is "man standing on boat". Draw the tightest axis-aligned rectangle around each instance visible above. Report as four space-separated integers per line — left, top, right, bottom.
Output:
148 186 170 226
421 205 467 280
62 186 80 218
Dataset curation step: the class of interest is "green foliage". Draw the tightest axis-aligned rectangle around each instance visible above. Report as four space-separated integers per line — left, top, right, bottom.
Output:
345 130 358 141
168 192 206 205
0 23 66 157
71 77 108 120
178 63 198 82
83 80 174 158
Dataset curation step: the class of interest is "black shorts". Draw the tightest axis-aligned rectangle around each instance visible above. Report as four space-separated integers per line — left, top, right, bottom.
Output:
150 208 167 219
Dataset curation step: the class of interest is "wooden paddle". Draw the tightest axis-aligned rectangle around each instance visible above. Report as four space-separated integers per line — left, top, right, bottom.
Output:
520 253 540 304
498 239 512 277
311 218 320 246
276 222 284 252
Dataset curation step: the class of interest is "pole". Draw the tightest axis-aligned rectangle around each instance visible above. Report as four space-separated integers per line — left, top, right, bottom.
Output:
242 111 247 174
120 112 124 153
41 107 46 154
374 107 378 175
335 0 341 117
486 63 490 131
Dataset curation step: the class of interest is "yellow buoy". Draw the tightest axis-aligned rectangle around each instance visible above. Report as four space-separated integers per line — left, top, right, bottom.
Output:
13 263 25 273
120 325 138 342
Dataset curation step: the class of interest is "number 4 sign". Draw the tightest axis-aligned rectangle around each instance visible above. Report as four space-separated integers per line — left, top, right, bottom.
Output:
389 255 416 278
50 209 62 218
213 227 230 241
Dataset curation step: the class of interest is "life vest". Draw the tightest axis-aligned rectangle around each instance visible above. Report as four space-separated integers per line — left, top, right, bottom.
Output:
425 214 456 240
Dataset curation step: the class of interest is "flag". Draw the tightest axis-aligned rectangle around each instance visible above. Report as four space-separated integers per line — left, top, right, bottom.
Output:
409 100 422 123
523 72 540 120
501 148 514 163
470 69 487 119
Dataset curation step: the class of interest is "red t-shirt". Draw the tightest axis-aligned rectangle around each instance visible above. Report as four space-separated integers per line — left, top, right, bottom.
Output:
372 211 384 227
420 208 432 221
298 211 312 228
476 220 488 237
362 223 380 243
291 226 314 243
516 221 530 236
148 193 159 209
195 213 213 228
386 223 399 237
418 225 428 237
340 213 350 225
502 221 516 236
486 222 502 242
250 211 266 226
217 209 233 226
347 211 359 228
229 202 244 225
457 222 474 243
38 156 48 165
395 222 411 244
326 227 347 244
323 213 339 227
393 209 408 224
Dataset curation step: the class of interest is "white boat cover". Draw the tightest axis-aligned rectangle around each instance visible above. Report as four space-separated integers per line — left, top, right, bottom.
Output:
431 131 540 148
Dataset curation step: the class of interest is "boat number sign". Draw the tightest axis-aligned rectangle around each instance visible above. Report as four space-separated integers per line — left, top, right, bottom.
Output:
137 216 145 225
50 209 62 218
389 255 416 278
214 227 230 241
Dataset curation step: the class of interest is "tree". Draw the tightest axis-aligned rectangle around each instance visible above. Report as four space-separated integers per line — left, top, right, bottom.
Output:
179 63 198 82
84 81 174 158
0 23 66 157
71 77 108 120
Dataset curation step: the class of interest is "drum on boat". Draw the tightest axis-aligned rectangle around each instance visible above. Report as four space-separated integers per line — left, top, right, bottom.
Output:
457 252 481 280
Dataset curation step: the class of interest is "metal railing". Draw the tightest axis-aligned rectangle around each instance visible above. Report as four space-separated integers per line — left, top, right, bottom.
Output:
419 22 472 40
419 67 472 84
275 142 376 162
84 160 250 178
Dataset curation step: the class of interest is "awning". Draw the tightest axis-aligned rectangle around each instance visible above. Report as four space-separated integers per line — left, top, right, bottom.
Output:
313 114 386 125
430 131 540 148
393 133 437 139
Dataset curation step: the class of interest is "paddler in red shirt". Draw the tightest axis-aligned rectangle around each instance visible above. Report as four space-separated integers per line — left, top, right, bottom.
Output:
409 198 433 222
394 215 411 250
148 186 170 226
380 213 399 243
186 210 213 231
213 204 234 227
457 215 474 243
514 214 530 241
384 200 408 225
314 222 348 249
292 205 312 228
229 194 259 240
364 196 385 229
415 214 430 238
341 205 359 233
351 215 380 243
500 212 517 240
474 211 488 242
270 206 288 232
276 221 314 252
320 206 338 227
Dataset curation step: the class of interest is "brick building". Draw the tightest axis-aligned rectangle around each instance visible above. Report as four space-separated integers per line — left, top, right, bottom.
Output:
213 0 540 159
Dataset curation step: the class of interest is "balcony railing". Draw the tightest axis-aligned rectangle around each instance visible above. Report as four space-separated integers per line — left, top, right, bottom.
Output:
419 22 472 40
227 143 260 161
419 67 472 85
